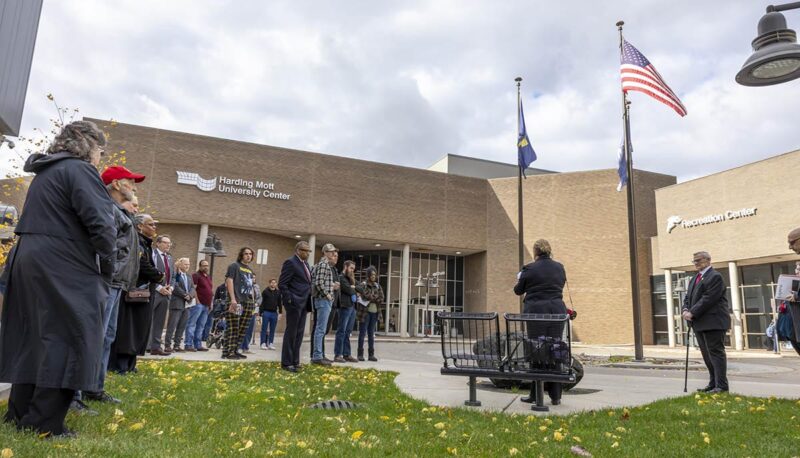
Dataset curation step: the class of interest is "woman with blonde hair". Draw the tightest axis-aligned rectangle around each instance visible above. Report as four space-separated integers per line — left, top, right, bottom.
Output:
513 239 568 406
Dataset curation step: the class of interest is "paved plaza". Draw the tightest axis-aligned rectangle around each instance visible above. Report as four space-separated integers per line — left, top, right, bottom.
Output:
66 337 800 416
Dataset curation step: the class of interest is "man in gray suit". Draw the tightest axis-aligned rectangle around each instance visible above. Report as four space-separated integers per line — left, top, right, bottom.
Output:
682 251 730 393
165 257 196 352
149 235 174 355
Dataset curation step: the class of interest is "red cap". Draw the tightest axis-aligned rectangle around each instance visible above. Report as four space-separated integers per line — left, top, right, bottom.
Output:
101 166 146 185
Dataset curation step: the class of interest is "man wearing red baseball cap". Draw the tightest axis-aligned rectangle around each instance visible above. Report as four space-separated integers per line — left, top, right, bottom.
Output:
71 165 147 412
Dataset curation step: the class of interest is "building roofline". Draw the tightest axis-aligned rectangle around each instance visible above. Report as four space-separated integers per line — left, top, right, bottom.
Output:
430 153 556 174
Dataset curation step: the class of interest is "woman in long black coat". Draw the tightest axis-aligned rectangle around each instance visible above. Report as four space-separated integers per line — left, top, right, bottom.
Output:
513 239 568 406
0 121 116 437
108 213 163 374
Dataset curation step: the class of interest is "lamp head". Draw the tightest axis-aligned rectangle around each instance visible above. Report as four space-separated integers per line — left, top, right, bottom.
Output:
737 11 800 86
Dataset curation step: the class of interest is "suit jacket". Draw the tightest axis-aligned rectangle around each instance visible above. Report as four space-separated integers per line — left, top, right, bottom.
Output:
279 255 312 311
153 249 173 287
683 267 731 332
169 270 196 310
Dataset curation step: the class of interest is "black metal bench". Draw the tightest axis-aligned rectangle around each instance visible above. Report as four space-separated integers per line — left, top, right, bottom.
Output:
438 311 577 412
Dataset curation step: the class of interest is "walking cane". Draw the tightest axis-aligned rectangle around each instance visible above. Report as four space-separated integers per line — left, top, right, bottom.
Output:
683 322 692 393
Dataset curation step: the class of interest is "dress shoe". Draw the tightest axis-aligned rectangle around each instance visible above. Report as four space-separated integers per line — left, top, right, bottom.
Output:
333 356 346 363
368 356 378 362
196 346 209 352
345 356 359 363
163 347 173 354
709 388 729 394
185 347 197 352
84 391 121 404
696 385 715 393
357 355 365 361
149 348 169 356
323 357 334 363
68 399 98 416
311 359 332 366
281 365 298 373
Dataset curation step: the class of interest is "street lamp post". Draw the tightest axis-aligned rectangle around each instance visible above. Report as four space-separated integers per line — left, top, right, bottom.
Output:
737 2 800 86
199 233 227 281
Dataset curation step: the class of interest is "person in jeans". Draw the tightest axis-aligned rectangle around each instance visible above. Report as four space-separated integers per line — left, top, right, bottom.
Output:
74 166 144 410
222 247 256 359
186 259 212 352
334 261 359 363
240 284 262 353
310 243 340 365
356 266 384 362
260 279 283 350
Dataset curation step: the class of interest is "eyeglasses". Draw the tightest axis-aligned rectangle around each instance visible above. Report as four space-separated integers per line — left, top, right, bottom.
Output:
145 222 157 227
692 258 706 264
298 248 311 253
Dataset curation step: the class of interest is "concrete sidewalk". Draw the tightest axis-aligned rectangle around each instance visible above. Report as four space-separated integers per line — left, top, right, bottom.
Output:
152 337 800 416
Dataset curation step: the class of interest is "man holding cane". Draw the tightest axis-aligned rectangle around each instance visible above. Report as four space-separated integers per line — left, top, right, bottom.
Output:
682 251 730 394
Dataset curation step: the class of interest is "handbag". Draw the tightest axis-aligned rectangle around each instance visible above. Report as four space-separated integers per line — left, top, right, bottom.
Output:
125 287 151 303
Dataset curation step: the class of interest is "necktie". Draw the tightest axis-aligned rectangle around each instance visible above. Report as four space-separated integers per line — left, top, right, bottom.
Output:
302 261 311 281
163 254 170 281
694 274 702 285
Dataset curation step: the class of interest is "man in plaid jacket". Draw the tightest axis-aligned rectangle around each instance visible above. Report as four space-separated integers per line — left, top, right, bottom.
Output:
310 243 339 365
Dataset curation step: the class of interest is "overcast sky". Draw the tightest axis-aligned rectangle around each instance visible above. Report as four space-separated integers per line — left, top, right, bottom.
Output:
2 0 799 182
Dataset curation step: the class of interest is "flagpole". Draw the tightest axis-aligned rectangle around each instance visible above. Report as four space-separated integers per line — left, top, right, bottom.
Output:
515 76 525 313
617 20 645 362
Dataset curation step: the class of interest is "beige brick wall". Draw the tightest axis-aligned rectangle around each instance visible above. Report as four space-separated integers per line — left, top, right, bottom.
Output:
656 149 800 270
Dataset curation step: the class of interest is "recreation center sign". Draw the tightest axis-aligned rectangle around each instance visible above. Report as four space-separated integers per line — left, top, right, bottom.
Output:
666 207 757 233
176 171 291 201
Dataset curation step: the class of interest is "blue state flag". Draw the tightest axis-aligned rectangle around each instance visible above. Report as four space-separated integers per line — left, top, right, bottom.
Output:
517 100 537 177
616 133 632 192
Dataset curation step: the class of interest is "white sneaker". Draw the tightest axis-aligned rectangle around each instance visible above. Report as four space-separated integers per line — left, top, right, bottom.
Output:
268 344 276 350
260 343 268 350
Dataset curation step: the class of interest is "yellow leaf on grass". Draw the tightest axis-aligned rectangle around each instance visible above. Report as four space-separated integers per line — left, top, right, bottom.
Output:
509 448 520 456
129 422 145 431
1 448 13 458
107 423 119 433
114 409 124 417
553 431 565 442
704 436 711 445
238 440 254 451
351 431 364 440
434 422 446 430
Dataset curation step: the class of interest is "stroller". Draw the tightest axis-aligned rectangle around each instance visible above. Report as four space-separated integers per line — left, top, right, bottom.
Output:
206 316 227 349
207 283 229 349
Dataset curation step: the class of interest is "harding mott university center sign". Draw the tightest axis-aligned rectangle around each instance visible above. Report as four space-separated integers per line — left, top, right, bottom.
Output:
176 171 291 201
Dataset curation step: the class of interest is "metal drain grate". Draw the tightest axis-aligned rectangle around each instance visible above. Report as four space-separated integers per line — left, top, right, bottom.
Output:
308 400 359 410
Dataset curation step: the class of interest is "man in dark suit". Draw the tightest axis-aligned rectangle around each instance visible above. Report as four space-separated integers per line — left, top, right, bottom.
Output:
682 251 730 393
279 241 313 372
148 235 174 355
165 257 196 352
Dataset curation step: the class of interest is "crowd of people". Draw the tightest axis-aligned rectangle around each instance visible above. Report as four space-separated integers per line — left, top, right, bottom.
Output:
0 121 385 437
1 121 799 437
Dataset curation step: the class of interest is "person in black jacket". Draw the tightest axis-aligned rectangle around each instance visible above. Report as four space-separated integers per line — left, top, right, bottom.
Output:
513 239 568 406
259 279 283 350
0 121 116 437
108 213 164 375
334 261 359 363
683 251 730 393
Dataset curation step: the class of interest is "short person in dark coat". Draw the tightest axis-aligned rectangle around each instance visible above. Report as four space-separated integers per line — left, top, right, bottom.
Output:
513 239 568 406
682 251 730 393
0 121 117 437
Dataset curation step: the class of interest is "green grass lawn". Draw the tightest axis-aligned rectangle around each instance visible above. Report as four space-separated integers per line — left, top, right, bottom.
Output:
1 359 799 457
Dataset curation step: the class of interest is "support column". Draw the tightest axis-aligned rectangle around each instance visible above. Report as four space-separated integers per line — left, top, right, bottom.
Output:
308 234 317 264
304 234 317 335
664 269 676 347
728 261 744 351
197 224 209 263
400 243 411 337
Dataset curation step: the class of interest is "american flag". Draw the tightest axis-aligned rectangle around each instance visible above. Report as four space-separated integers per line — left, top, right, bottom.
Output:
620 40 686 117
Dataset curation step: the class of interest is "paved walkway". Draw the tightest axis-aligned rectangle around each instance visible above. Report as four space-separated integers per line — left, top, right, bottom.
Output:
145 337 800 416
4 337 794 413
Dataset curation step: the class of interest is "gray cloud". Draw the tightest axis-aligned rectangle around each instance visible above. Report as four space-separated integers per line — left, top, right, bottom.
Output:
2 0 798 183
